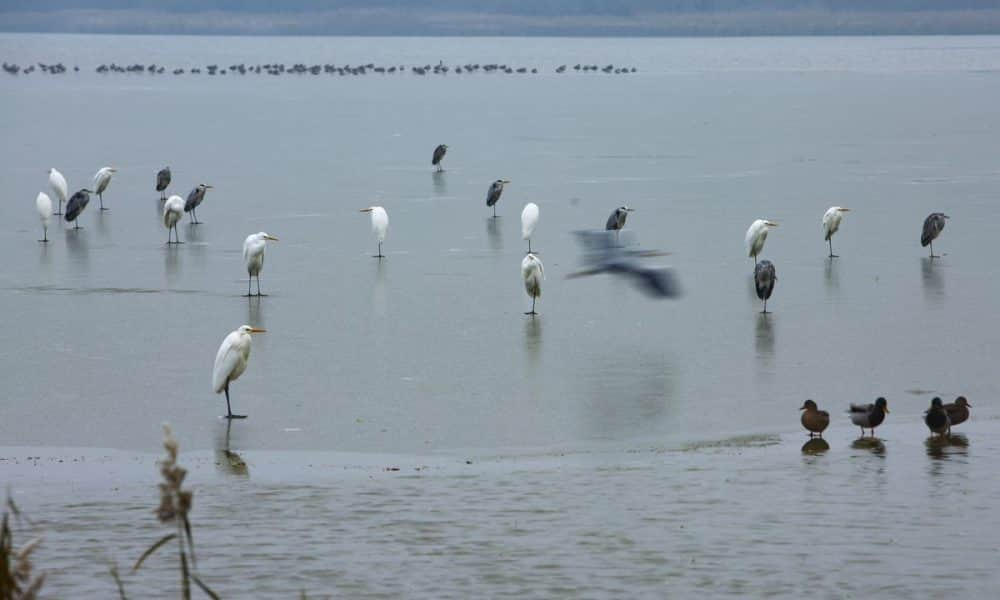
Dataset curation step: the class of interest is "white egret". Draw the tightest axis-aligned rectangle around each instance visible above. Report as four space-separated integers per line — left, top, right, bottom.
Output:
754 259 777 313
921 212 950 258
521 202 539 253
48 168 67 215
212 324 266 419
359 206 389 258
486 179 510 218
745 219 778 264
822 206 851 258
243 232 279 296
156 166 171 200
521 252 544 315
64 189 93 229
35 192 52 242
92 166 117 211
432 144 448 171
163 195 185 244
185 184 212 224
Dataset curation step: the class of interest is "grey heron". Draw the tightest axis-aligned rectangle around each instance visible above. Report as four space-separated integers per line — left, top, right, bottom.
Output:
64 189 93 229
754 259 777 313
184 184 212 224
921 212 949 258
156 166 171 200
486 179 509 218
432 144 448 171
568 230 681 299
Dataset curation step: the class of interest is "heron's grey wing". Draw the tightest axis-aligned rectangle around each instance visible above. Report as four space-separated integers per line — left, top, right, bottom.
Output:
184 188 199 212
753 262 775 300
65 191 87 221
486 183 501 206
921 214 939 247
156 169 170 191
605 210 619 230
632 265 681 299
432 145 446 164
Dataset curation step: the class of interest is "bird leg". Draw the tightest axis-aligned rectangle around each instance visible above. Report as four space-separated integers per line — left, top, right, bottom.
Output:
191 207 200 224
374 241 384 259
99 192 107 211
525 297 537 315
224 386 247 419
256 275 266 297
246 276 252 297
828 239 837 258
40 227 48 243
929 241 937 259
73 221 81 230
527 240 532 253
174 224 183 244
54 200 63 216
761 299 768 314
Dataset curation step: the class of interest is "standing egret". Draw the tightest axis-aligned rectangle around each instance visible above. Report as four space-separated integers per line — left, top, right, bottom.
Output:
212 324 266 419
921 212 950 258
92 166 117 211
48 168 67 215
521 252 544 315
521 202 539 253
486 179 509 218
64 189 93 229
184 184 212 224
822 206 851 258
36 192 52 242
754 259 777 313
243 232 278 296
163 195 185 244
745 219 778 264
359 206 389 258
432 144 448 171
156 166 171 200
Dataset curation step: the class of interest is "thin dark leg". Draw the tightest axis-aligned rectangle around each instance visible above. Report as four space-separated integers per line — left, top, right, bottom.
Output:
40 227 48 243
375 241 383 258
493 205 496 218
528 239 531 253
99 192 107 211
54 200 62 216
829 238 837 258
256 274 264 297
174 224 182 243
74 221 80 230
525 296 537 315
247 275 252 297
192 207 200 224
224 386 247 419
930 241 937 259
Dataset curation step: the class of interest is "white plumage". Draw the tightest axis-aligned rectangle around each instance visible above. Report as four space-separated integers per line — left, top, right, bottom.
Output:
48 168 67 215
243 232 278 296
212 324 265 418
92 166 117 210
36 192 52 242
521 202 539 252
360 206 389 257
521 252 544 314
745 219 778 263
163 195 185 243
822 206 850 257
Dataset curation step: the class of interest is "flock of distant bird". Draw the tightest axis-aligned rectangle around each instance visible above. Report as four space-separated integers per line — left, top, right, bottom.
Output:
29 143 957 424
2 60 638 78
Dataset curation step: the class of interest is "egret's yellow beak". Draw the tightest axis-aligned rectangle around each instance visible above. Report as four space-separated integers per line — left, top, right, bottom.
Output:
767 221 779 227
840 207 851 212
265 235 279 241
249 327 266 333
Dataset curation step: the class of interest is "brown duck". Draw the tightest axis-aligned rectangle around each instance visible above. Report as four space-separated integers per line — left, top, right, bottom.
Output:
799 400 830 437
943 396 971 433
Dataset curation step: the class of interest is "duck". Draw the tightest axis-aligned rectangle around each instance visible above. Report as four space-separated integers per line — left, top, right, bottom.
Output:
924 397 950 436
799 400 829 438
848 397 889 437
942 396 971 433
